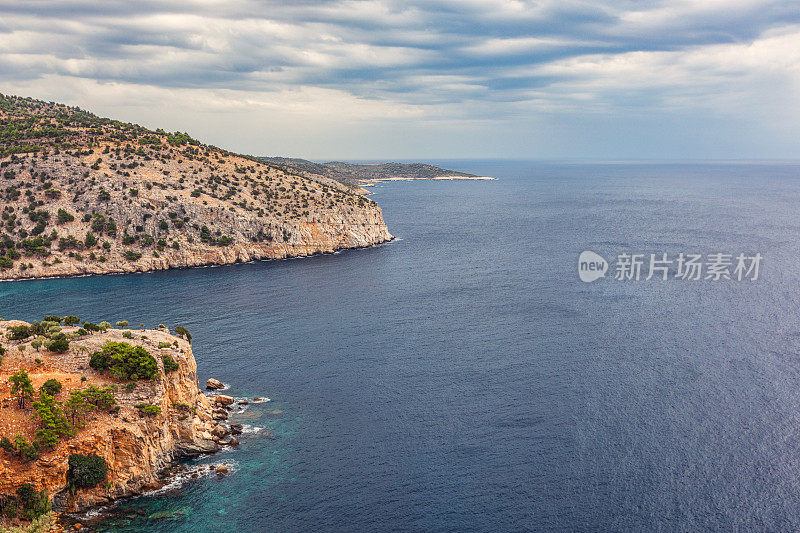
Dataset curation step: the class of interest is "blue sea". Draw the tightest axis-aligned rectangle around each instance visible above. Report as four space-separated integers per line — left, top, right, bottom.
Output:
4 161 800 531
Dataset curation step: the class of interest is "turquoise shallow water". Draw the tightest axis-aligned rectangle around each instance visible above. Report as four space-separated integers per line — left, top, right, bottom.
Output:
4 161 800 531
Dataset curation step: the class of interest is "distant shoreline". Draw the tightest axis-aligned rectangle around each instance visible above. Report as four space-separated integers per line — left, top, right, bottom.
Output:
359 175 496 185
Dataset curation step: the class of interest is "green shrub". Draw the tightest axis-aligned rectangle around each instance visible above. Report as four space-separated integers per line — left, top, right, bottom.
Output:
46 337 69 353
39 379 62 396
62 315 80 326
82 385 116 410
64 386 116 427
158 341 171 349
42 315 61 323
0 436 14 453
7 325 31 340
162 355 179 373
35 428 59 449
116 321 128 328
89 341 158 380
68 454 108 488
0 499 17 520
57 208 75 224
32 392 72 444
122 331 133 339
174 326 191 343
135 403 161 416
16 484 50 520
13 436 39 462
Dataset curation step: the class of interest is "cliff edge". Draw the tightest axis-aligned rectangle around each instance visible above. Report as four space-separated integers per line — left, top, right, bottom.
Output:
0 318 227 517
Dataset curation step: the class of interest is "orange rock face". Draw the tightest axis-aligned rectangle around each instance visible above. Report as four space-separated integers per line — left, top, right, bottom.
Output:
0 321 221 512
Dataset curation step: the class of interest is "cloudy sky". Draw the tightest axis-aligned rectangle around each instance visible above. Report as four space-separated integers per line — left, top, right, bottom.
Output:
1 0 799 159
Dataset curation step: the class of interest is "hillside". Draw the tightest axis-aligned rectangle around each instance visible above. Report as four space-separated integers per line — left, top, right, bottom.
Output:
0 317 238 525
0 94 392 280
259 157 478 186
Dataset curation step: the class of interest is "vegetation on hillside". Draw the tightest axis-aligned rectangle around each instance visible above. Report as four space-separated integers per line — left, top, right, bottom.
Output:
0 316 185 461
0 93 381 276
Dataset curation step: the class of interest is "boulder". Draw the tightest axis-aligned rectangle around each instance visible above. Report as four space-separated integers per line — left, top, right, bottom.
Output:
206 378 224 390
238 399 249 405
212 409 228 420
214 395 234 406
211 425 230 439
216 465 228 474
227 437 240 447
230 423 243 435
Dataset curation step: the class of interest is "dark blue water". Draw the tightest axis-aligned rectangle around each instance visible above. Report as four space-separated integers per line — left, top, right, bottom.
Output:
4 161 800 531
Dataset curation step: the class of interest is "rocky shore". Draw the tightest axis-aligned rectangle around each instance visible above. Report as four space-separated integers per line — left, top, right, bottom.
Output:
1 217 393 281
0 319 246 530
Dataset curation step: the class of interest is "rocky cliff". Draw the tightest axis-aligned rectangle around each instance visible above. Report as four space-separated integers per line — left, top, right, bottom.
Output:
0 319 229 515
0 94 393 280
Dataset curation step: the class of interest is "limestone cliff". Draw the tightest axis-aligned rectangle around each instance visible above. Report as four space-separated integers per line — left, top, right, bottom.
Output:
0 93 393 280
0 320 226 513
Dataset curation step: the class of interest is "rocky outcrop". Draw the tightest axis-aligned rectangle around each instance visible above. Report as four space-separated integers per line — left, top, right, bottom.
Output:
205 378 224 390
0 321 232 513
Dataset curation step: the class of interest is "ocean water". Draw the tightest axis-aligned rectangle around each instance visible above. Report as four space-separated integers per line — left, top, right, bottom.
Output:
4 161 800 531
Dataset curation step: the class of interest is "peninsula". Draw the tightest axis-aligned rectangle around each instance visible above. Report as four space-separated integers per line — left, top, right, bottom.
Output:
0 94 393 281
259 157 494 187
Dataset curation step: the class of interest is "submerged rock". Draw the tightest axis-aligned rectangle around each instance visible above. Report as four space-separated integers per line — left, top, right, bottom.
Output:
148 507 189 521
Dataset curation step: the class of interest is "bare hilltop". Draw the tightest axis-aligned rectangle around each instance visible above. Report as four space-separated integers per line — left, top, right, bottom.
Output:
0 94 392 280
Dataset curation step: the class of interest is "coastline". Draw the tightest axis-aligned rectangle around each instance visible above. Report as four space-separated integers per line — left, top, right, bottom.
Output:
0 234 394 282
0 319 252 530
358 175 495 186
60 386 267 530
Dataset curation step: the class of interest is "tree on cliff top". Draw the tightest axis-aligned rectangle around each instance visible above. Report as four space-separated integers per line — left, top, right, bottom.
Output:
9 370 34 408
89 341 158 380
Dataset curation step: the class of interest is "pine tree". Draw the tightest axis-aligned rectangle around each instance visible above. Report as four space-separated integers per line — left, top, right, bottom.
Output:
9 370 34 408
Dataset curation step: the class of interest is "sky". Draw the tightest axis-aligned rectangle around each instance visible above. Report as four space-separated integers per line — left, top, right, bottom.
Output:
1 0 799 160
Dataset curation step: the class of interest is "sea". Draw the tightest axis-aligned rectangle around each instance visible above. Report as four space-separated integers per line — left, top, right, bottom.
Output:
3 161 800 531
